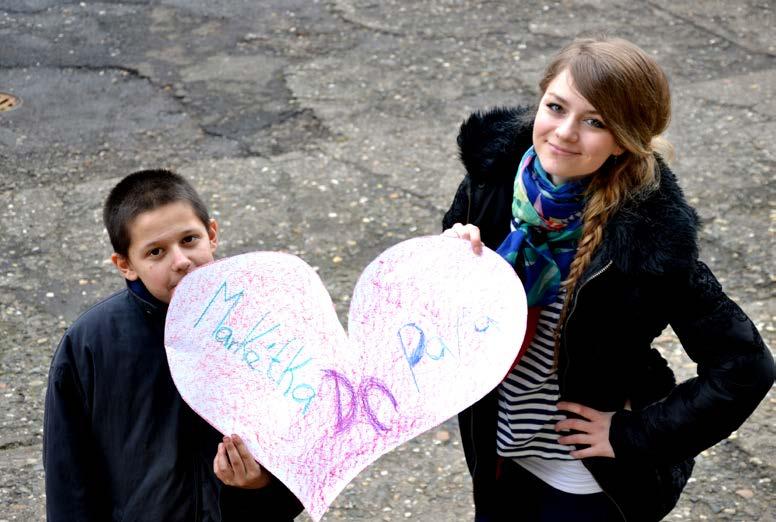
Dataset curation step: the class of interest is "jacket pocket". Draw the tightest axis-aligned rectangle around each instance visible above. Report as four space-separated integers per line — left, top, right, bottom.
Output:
111 507 124 522
586 455 694 522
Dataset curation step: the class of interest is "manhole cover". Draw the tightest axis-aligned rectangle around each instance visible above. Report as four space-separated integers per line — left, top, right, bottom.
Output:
0 92 21 112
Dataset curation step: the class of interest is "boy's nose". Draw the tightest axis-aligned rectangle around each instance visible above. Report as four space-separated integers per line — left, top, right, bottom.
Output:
171 248 192 272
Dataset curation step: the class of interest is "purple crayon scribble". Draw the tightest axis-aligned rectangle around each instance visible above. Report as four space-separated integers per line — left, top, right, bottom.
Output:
359 377 398 433
323 369 399 435
323 369 357 434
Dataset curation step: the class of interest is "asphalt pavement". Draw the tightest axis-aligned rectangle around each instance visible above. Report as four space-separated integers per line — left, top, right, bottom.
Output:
1 1 774 520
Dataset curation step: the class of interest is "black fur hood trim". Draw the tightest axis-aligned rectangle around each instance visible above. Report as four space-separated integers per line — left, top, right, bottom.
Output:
457 106 701 275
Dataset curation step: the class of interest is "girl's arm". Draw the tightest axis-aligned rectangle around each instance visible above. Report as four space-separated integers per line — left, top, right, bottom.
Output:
608 260 774 464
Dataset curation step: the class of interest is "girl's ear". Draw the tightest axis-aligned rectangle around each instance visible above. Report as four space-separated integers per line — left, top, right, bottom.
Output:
111 253 139 281
208 219 219 254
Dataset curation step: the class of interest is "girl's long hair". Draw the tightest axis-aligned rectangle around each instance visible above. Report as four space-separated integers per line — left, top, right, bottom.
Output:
542 37 673 355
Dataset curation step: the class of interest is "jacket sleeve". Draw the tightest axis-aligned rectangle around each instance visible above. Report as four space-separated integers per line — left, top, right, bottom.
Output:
609 260 775 464
219 475 304 521
442 174 471 231
43 335 107 521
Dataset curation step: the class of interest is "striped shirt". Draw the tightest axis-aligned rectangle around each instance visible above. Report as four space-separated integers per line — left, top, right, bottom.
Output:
496 293 602 494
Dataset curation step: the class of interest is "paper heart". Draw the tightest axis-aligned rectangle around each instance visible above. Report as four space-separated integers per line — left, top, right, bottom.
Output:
165 236 526 520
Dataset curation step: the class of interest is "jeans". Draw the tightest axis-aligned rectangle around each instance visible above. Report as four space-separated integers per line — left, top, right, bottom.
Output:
474 458 624 522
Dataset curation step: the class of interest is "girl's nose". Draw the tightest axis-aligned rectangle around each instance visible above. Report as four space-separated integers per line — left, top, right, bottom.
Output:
555 116 578 142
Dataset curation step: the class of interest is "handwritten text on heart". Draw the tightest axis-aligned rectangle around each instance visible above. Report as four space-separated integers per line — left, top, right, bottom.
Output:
165 236 527 520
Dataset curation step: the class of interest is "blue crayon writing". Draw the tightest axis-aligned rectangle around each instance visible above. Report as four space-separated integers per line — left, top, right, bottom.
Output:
398 315 499 393
397 322 454 392
193 280 317 415
474 315 499 333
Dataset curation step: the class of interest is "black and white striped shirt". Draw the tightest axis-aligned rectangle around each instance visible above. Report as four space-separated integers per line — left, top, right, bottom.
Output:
496 293 602 494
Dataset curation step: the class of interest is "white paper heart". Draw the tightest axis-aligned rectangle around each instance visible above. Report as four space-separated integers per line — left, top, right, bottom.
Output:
165 236 526 520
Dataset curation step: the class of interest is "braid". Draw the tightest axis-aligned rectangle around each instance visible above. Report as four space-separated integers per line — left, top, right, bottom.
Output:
534 36 672 365
553 181 617 363
553 155 657 364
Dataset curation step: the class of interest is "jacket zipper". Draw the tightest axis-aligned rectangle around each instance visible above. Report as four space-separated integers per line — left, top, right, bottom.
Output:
563 260 613 338
469 405 479 478
464 177 625 517
560 260 627 521
602 486 628 522
466 180 472 224
560 259 613 390
194 460 201 522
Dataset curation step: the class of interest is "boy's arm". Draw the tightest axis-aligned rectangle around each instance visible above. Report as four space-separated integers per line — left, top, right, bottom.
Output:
215 435 303 520
43 337 107 521
220 478 304 521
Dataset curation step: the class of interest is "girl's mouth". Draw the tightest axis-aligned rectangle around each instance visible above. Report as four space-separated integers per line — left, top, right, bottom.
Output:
548 142 579 155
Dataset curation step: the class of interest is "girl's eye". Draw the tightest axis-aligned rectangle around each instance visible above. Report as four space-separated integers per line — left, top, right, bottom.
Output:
148 248 162 257
585 118 606 129
547 102 563 113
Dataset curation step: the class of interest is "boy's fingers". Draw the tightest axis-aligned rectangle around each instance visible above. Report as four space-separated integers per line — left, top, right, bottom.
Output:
223 436 247 478
231 435 255 464
214 443 233 479
232 434 262 476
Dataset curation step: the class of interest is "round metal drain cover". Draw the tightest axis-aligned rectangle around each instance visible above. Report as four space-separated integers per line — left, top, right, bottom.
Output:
0 92 22 112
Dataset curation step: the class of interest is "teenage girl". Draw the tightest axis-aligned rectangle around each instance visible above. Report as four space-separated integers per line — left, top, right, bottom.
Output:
442 37 774 521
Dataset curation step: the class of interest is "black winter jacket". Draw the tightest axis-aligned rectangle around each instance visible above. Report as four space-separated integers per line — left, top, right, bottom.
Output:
43 281 303 522
443 107 775 521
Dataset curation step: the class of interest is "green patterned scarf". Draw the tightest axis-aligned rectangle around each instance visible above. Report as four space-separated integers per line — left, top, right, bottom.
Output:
496 146 589 306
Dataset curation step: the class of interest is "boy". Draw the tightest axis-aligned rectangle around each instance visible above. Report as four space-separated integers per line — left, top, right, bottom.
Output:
43 170 303 521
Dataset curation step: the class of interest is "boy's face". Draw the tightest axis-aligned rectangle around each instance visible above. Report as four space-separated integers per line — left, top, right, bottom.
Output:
112 201 218 304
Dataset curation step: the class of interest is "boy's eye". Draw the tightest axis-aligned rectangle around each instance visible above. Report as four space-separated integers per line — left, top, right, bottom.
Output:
182 235 198 244
148 247 162 257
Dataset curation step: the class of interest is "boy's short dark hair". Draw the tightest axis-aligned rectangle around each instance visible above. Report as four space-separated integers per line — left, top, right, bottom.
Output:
103 169 210 256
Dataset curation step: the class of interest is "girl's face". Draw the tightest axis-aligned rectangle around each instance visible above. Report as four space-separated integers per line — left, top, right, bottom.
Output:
532 68 623 184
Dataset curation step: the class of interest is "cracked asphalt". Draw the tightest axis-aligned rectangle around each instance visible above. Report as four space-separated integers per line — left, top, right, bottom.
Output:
1 1 774 520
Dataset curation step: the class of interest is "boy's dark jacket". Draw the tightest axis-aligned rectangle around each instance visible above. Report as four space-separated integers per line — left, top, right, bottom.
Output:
444 106 775 521
43 282 303 522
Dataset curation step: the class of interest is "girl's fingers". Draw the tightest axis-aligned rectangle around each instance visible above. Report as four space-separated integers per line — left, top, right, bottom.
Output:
557 433 593 446
555 418 589 433
569 447 597 459
556 401 600 420
447 223 483 255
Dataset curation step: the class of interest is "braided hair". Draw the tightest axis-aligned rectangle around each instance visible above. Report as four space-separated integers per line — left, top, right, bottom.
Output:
536 37 673 357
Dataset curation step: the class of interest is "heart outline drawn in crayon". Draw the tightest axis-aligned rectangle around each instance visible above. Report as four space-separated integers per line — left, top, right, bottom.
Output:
165 236 527 520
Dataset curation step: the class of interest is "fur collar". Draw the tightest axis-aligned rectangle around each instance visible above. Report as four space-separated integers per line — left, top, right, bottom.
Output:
457 106 700 275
